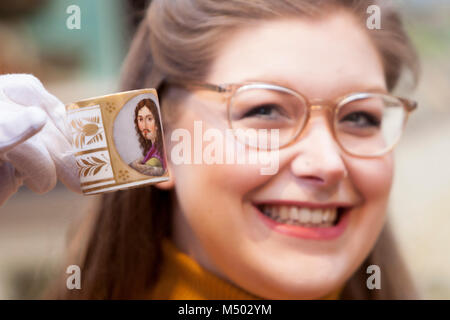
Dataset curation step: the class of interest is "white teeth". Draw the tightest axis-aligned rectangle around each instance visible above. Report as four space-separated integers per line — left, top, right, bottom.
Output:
330 209 336 222
311 209 323 223
323 209 331 222
289 207 299 220
280 206 290 220
261 205 340 227
299 208 310 223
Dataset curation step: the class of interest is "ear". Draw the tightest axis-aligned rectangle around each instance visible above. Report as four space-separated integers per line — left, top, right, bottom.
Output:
154 163 175 190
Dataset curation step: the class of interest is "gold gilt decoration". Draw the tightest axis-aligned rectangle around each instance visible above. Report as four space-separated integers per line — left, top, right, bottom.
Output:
70 116 103 149
105 101 116 114
117 169 130 182
76 155 108 178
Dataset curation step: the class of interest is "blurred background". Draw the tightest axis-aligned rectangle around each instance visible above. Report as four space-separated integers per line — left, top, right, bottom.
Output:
0 0 449 299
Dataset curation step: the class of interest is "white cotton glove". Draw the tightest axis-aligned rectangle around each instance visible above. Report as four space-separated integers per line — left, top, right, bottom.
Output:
0 74 81 206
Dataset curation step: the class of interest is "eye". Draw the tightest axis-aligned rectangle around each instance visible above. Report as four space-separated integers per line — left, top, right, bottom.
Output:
241 103 286 119
340 111 380 127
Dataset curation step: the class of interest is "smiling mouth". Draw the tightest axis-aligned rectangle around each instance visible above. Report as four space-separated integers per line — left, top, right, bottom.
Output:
255 203 350 228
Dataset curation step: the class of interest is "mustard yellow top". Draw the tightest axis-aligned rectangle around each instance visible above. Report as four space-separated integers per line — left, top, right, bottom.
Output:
148 238 341 300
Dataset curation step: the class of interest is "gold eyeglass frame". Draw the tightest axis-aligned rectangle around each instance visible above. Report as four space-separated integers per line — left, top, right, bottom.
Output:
165 80 418 158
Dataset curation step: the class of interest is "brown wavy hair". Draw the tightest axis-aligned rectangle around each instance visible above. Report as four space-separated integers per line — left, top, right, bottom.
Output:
133 98 164 159
51 0 419 299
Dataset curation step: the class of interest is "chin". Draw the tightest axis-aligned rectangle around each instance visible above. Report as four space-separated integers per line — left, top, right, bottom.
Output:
253 270 347 299
235 273 340 300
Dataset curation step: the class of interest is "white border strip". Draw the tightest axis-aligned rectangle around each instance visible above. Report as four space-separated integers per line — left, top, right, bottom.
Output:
84 177 170 195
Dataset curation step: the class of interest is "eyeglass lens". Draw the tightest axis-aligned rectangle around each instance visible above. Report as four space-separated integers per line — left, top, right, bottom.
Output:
229 85 407 156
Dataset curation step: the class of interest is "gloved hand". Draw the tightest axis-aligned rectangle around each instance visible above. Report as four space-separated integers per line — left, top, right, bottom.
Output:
0 74 81 206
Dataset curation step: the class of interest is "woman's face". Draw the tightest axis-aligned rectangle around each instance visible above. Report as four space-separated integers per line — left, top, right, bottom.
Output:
164 13 393 299
137 106 157 144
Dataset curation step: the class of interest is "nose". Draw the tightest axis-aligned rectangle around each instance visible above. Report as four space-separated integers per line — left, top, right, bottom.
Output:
289 116 348 188
144 121 152 130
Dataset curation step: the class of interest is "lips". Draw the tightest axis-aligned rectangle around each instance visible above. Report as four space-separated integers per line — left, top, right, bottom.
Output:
253 201 353 240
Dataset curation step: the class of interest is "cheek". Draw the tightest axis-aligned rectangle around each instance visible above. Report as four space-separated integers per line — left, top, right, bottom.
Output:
168 121 275 234
169 111 274 193
344 154 394 273
149 120 156 130
350 154 394 204
172 147 274 207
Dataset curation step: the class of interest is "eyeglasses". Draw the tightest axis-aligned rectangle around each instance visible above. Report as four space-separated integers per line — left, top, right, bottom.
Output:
166 80 417 158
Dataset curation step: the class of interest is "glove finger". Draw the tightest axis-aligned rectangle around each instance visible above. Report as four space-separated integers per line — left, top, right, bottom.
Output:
0 161 23 206
4 134 57 194
1 74 73 143
40 121 82 194
0 104 47 153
